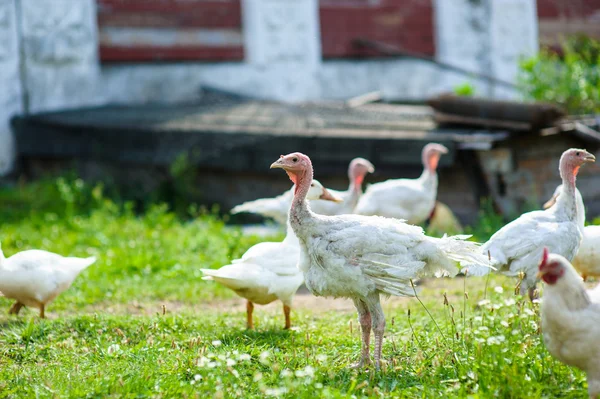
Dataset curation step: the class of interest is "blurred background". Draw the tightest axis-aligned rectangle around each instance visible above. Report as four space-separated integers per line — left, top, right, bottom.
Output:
0 0 599 224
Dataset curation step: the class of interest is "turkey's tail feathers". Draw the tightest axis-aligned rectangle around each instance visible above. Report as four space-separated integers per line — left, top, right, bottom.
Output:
200 267 249 290
231 198 277 216
63 256 97 272
432 235 495 276
363 259 426 297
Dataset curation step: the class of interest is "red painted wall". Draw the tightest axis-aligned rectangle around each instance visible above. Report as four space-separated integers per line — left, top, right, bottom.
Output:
97 0 435 62
97 0 244 62
537 0 600 48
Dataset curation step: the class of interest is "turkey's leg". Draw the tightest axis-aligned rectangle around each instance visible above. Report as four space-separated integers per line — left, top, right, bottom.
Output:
283 304 291 329
8 301 24 315
351 299 372 368
39 304 45 319
367 294 386 370
246 301 254 329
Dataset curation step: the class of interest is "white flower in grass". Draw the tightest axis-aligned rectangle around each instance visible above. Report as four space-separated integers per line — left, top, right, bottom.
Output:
238 353 251 362
280 369 293 378
486 335 506 345
259 351 271 365
107 344 120 355
316 354 328 362
494 286 504 294
212 340 222 347
478 299 491 307
500 321 509 328
226 358 237 367
194 374 202 381
253 372 263 382
504 298 516 306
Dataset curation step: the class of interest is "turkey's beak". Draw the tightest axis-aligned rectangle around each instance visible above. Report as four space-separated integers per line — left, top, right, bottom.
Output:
584 153 596 163
270 159 285 169
543 194 558 210
365 161 375 174
319 187 343 203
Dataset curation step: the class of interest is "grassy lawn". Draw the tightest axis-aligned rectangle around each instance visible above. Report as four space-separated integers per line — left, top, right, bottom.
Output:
0 179 589 398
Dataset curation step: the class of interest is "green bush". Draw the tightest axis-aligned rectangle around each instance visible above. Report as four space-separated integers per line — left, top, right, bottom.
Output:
518 35 600 114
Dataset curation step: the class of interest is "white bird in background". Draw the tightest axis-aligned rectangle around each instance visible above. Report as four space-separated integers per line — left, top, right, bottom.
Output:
230 179 342 224
544 185 600 281
201 182 341 329
538 248 600 399
354 143 448 225
467 148 595 300
309 157 375 215
270 152 492 369
0 244 96 318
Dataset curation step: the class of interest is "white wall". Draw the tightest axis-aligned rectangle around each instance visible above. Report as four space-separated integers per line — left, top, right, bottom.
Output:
0 0 21 174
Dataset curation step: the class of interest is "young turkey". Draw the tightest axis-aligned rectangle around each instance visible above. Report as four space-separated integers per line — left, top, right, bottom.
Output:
0 244 96 318
270 152 492 369
201 183 340 329
354 143 448 225
544 185 600 281
230 179 341 224
466 148 595 300
310 157 375 215
538 248 600 399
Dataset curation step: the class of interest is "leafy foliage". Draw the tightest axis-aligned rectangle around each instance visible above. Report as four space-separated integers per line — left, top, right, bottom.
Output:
518 36 600 114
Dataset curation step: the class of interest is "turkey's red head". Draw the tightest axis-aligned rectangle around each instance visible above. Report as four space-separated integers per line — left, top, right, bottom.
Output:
537 247 565 285
270 152 312 186
349 157 375 186
422 143 449 172
560 148 595 183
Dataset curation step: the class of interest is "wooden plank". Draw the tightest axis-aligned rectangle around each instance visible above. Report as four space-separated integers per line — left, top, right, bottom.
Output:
97 0 243 62
319 0 435 58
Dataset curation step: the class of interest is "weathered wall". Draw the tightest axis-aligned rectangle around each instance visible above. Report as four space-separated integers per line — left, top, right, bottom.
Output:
0 0 539 174
19 0 100 112
0 0 21 175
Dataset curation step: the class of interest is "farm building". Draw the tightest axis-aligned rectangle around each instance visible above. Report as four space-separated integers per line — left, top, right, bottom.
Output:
11 90 600 224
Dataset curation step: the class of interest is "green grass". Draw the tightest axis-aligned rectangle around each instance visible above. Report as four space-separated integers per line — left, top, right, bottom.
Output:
0 178 588 398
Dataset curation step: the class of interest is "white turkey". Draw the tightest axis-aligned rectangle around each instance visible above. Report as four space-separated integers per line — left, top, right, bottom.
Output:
309 158 375 215
538 248 600 399
0 243 96 318
270 152 492 369
544 185 600 281
466 148 595 300
201 183 340 329
230 179 342 224
354 143 448 225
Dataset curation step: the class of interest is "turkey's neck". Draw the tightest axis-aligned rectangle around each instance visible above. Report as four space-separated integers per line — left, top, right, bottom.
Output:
346 173 364 209
557 165 578 221
419 167 438 191
289 167 315 235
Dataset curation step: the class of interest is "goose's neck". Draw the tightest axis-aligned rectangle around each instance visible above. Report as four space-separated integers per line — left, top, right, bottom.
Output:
0 247 5 270
289 167 315 236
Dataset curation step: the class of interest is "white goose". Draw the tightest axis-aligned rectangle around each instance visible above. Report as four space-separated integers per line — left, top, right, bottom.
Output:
354 143 448 225
544 185 600 281
467 148 595 300
270 152 492 369
201 183 340 329
231 179 342 224
309 158 375 215
0 244 96 318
